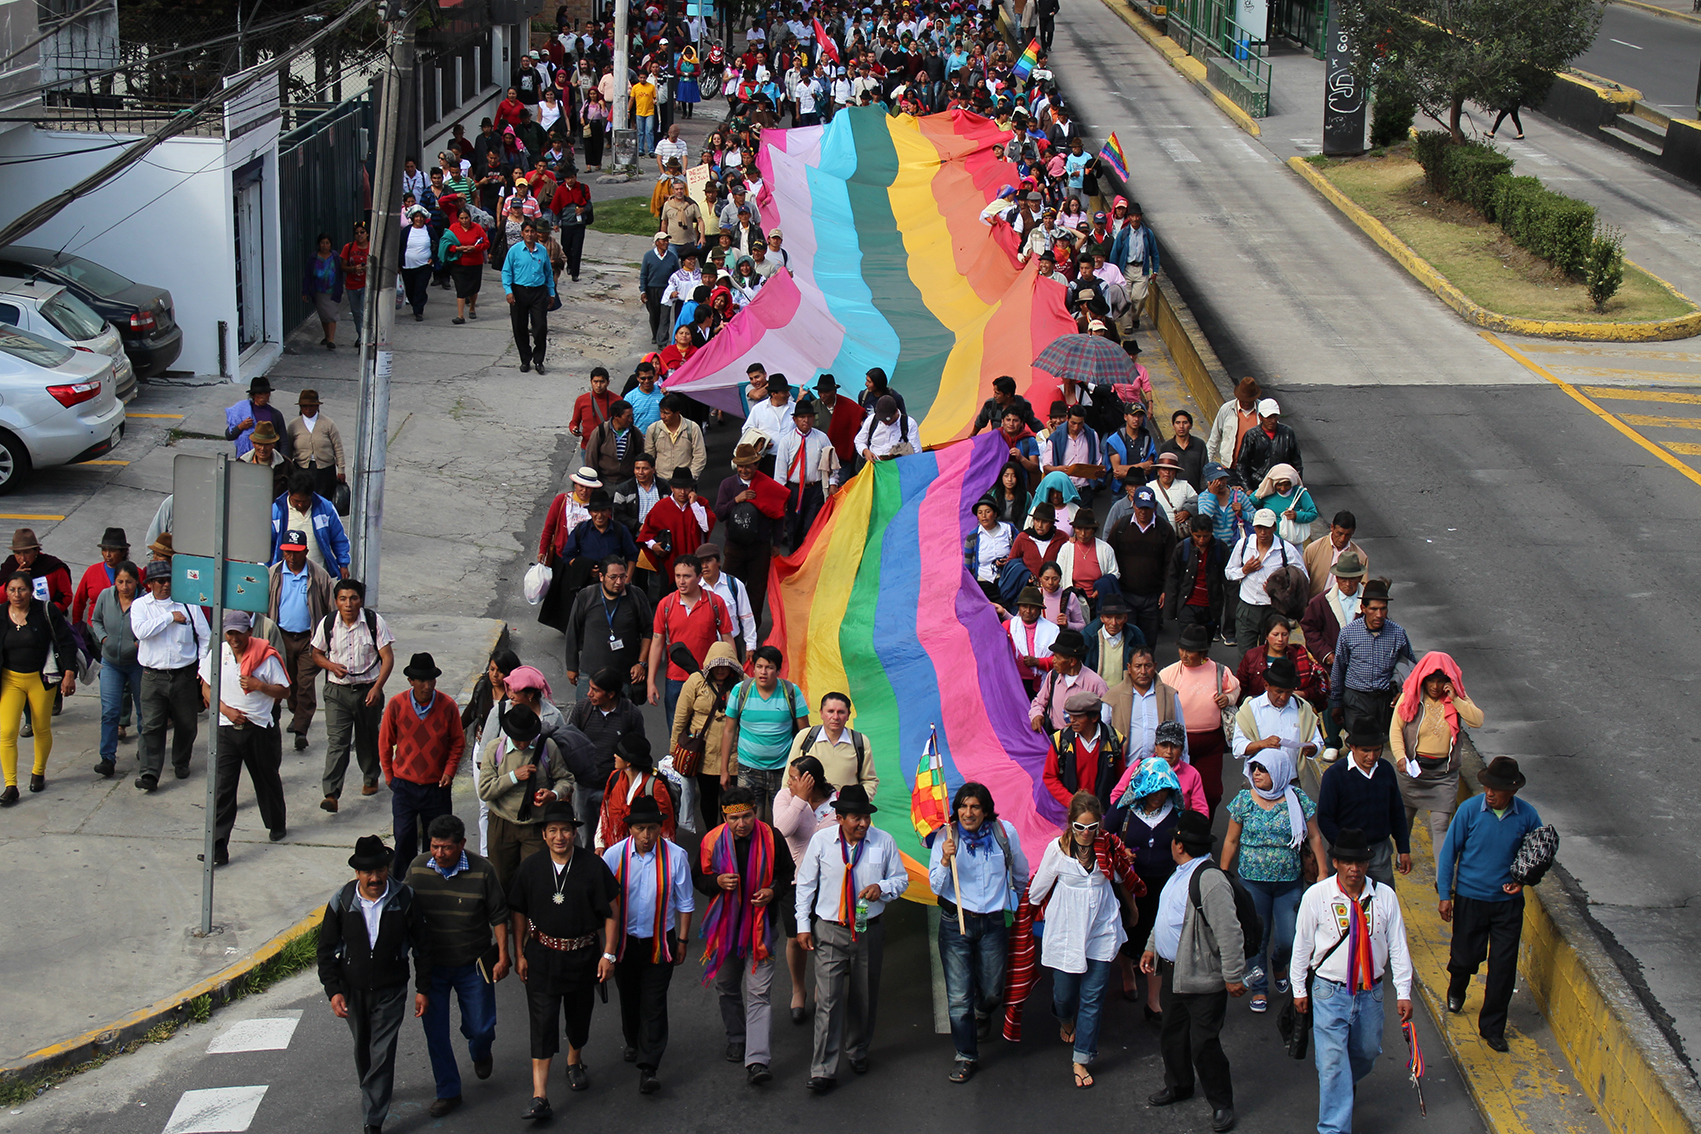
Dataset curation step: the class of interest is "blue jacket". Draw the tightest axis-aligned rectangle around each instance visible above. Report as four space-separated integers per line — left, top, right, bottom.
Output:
270 492 350 576
224 400 290 459
1111 220 1160 278
1082 617 1147 673
1436 794 1544 902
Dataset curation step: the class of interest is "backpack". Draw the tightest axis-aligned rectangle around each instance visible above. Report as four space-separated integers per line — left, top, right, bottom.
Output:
732 677 803 736
1188 861 1263 961
317 609 381 671
799 724 867 783
726 499 764 546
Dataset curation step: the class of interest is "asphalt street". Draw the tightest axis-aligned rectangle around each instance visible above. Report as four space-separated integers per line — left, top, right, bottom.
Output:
1575 3 1701 114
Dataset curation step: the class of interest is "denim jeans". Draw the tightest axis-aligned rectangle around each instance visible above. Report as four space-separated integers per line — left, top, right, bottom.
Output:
1050 957 1113 1065
99 658 143 761
1311 976 1384 1134
1242 876 1304 993
423 960 497 1099
939 908 1007 1061
637 114 657 155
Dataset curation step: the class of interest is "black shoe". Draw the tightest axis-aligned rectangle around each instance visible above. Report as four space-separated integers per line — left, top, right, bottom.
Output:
623 1045 637 1063
93 761 115 777
294 734 308 751
806 1076 835 1094
949 1059 975 1083
1483 1033 1509 1053
29 773 45 792
1144 1006 1164 1024
414 313 424 322
269 828 287 842
565 1062 588 1091
452 317 465 325
0 785 17 806
1447 994 1465 1013
535 363 546 375
364 1126 381 1134
1148 1087 1194 1107
521 1097 552 1121
520 361 531 373
1212 1107 1236 1131
196 852 230 867
474 1057 493 1080
136 775 158 792
726 1041 744 1063
790 1005 808 1024
428 1096 461 1117
173 765 191 779
850 1056 869 1075
747 1062 770 1085
638 1070 659 1094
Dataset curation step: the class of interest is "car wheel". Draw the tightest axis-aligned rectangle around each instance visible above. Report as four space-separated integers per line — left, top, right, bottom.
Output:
0 431 33 494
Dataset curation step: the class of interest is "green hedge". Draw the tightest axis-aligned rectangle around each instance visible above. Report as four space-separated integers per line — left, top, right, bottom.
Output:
1412 130 1597 279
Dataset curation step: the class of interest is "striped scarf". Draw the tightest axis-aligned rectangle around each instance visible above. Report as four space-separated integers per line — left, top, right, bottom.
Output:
838 833 866 941
615 838 673 963
698 821 776 982
1344 891 1375 992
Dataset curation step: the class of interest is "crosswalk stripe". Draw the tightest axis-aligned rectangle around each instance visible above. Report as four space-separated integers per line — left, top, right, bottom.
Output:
1521 344 1701 362
1580 386 1701 406
1156 137 1200 163
1551 365 1701 384
1665 442 1701 455
1618 413 1701 429
161 1086 268 1134
206 1016 300 1054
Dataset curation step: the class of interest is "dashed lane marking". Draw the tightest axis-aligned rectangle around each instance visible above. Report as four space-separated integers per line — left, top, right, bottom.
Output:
1580 386 1701 405
161 1086 268 1134
205 1015 300 1054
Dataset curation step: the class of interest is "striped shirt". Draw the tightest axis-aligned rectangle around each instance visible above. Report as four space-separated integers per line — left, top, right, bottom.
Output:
1329 619 1416 704
726 680 805 771
404 850 509 967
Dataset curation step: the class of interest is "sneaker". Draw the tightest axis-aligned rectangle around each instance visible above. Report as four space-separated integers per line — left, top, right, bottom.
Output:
747 1063 771 1085
1250 994 1267 1013
1274 977 1290 995
1320 748 1339 765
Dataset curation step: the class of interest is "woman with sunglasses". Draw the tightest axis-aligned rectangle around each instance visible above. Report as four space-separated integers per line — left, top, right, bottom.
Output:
1028 791 1142 1089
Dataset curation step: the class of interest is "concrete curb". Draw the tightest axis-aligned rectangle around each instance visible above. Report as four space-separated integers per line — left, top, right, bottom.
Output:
1286 155 1701 342
1092 0 1263 137
1607 0 1701 27
1150 275 1232 411
0 910 323 1084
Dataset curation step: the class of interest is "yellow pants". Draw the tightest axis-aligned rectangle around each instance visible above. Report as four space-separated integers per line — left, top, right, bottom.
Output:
0 668 55 785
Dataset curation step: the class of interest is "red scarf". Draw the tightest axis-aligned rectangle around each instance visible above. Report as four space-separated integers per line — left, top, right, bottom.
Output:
236 634 281 678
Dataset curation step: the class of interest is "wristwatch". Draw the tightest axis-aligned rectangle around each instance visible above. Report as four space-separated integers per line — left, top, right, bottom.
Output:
602 952 618 962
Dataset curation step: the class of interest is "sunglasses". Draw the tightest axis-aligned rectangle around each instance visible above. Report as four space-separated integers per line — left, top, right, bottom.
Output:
1070 821 1100 833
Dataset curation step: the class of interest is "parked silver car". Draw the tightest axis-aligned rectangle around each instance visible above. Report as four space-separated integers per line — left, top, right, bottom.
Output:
0 277 137 401
0 325 126 493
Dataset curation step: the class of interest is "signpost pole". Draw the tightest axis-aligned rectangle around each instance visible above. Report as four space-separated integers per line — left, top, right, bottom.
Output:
199 455 229 936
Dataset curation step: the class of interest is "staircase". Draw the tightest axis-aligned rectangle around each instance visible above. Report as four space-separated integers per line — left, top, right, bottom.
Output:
1600 100 1670 159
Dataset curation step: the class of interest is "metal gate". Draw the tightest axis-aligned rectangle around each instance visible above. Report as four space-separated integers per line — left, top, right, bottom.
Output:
1272 0 1327 57
279 92 373 337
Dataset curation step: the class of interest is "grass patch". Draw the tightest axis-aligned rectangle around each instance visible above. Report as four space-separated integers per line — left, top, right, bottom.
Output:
591 195 660 238
1319 153 1692 324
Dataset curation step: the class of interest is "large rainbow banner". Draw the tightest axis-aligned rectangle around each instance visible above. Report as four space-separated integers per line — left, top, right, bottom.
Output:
768 432 1063 897
664 107 1077 445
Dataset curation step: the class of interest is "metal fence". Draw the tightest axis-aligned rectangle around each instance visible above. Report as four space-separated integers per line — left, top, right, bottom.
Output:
1272 0 1327 58
279 91 374 337
1166 0 1272 117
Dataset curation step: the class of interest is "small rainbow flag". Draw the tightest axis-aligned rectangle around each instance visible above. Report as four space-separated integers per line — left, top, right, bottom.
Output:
910 725 950 842
1099 132 1129 182
1011 37 1040 81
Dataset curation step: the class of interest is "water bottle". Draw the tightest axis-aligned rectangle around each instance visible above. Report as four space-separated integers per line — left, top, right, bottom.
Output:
855 898 869 934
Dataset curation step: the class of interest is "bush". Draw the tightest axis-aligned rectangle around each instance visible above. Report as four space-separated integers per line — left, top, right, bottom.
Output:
1491 176 1596 275
1413 130 1453 191
1448 146 1516 216
1369 79 1416 149
1586 226 1626 311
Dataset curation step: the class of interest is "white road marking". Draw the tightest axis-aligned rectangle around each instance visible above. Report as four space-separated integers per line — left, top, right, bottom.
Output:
206 1016 301 1054
161 1087 269 1134
1610 38 1642 49
1157 136 1201 162
1226 136 1270 162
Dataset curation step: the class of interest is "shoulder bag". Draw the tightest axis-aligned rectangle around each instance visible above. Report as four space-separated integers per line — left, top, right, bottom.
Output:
1277 890 1364 1059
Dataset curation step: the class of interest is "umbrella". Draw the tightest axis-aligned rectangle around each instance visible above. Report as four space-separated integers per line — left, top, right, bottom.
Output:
1032 332 1139 388
1403 1019 1427 1116
1000 894 1041 1042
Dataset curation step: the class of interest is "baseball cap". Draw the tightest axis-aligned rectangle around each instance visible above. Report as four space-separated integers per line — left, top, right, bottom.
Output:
280 529 309 551
1257 397 1281 416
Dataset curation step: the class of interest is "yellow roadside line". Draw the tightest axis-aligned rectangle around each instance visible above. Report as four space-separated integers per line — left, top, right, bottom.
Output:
1549 365 1701 383
0 513 65 521
1582 386 1701 405
1619 413 1701 429
125 412 184 419
81 459 129 466
1481 331 1701 488
1520 344 1701 362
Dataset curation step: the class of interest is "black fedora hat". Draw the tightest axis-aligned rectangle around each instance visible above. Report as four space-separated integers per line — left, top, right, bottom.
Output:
1478 757 1526 791
625 794 666 827
1177 623 1212 653
1347 721 1386 749
832 784 878 815
1051 628 1086 658
617 732 654 773
402 652 442 681
1263 656 1300 690
1174 809 1213 852
98 526 129 550
541 799 582 828
348 834 390 870
1329 827 1374 863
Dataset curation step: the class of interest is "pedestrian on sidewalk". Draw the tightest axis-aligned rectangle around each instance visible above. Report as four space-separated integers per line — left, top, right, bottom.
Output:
503 220 556 375
1392 651 1484 866
223 376 291 460
405 814 510 1119
1291 828 1414 1134
379 652 465 872
603 793 695 1094
316 834 431 1134
793 784 910 1093
268 531 334 751
70 525 128 631
1142 809 1243 1132
931 781 1028 1083
286 390 347 503
132 559 208 793
448 206 488 324
1327 579 1415 741
0 569 76 804
196 611 288 862
479 704 572 888
1438 757 1544 1053
693 785 796 1085
312 578 396 812
1316 722 1412 885
400 207 437 321
509 799 617 1121
90 560 142 777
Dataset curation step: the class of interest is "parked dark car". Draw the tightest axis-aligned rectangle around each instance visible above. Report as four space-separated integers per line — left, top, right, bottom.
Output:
0 246 182 377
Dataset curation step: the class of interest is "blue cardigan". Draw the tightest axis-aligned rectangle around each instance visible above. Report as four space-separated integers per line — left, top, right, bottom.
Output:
1436 794 1543 902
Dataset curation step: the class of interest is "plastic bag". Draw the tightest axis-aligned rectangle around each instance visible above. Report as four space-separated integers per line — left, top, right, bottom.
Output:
523 562 552 605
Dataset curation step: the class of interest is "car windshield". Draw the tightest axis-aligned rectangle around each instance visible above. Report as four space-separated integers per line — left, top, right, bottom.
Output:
48 255 134 296
40 291 108 340
0 326 74 367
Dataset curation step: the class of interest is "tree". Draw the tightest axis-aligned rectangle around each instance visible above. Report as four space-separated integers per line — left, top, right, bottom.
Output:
1334 0 1600 142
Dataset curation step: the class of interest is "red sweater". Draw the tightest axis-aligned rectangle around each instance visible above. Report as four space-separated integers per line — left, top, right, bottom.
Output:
73 562 115 624
378 690 466 785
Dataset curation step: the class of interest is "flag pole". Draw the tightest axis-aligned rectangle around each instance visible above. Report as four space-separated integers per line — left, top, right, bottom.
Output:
934 723 967 935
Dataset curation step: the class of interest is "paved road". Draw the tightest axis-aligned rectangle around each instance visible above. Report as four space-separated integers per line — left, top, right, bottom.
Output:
1577 3 1701 114
1056 0 1701 1076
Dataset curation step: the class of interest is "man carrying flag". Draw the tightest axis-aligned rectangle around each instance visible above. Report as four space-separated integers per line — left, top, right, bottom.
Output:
1011 37 1041 82
693 786 796 1086
813 16 839 67
929 781 1028 1083
794 784 909 1093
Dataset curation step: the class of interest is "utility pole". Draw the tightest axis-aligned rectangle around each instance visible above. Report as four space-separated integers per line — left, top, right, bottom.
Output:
612 0 630 168
351 0 416 607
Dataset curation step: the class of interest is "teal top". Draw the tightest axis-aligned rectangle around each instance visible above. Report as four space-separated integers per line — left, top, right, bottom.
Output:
1227 788 1316 882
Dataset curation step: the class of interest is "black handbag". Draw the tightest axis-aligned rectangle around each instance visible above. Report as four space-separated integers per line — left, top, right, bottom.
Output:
1278 920 1354 1060
333 481 352 516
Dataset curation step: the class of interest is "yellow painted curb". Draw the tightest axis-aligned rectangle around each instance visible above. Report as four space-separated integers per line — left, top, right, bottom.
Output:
1286 156 1701 342
1607 0 1701 28
0 908 324 1082
1093 0 1262 136
1566 68 1644 107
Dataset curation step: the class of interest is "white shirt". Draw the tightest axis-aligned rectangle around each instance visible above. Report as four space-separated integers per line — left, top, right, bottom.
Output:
856 414 921 458
773 426 839 488
310 609 395 686
743 394 796 444
704 571 758 653
199 644 288 727
795 825 910 925
131 592 211 670
1223 533 1306 605
1290 876 1414 999
655 137 690 166
971 521 1014 582
1028 839 1127 973
1231 692 1321 758
300 413 319 434
357 881 393 948
402 225 433 269
1149 477 1198 525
